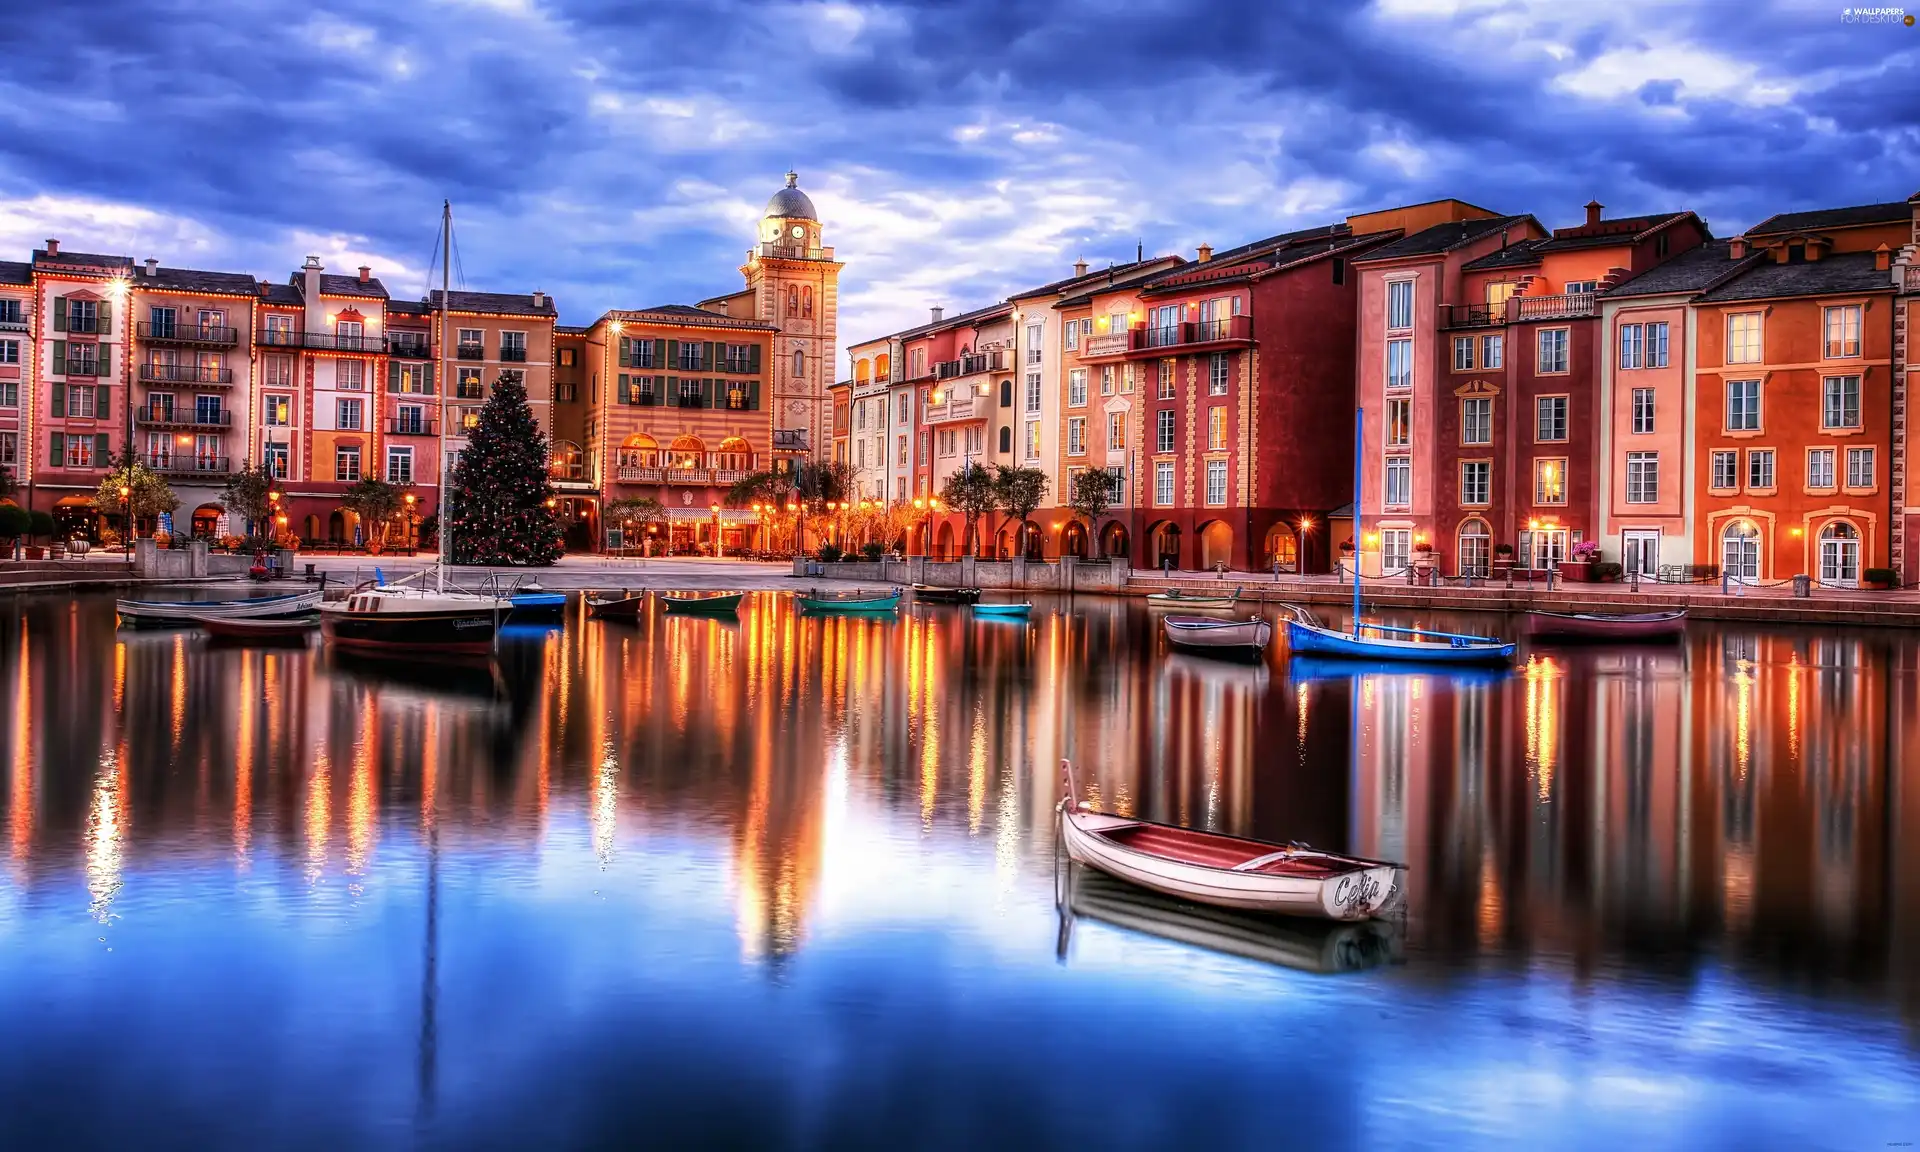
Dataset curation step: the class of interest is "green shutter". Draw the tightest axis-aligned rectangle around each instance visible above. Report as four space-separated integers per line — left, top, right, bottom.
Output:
701 378 713 408
422 364 434 395
95 433 110 463
51 382 64 417
96 384 109 421
98 302 112 335
95 344 108 377
748 379 760 410
49 433 64 466
53 297 67 332
665 375 679 406
388 362 400 392
617 374 631 404
618 337 631 368
705 342 718 372
665 339 678 371
653 339 665 367
52 340 65 377
747 343 761 373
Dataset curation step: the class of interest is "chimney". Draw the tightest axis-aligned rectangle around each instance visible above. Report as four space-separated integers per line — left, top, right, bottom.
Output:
357 265 372 285
303 255 322 270
301 257 324 329
1584 200 1603 227
533 290 547 309
1073 257 1088 277
930 305 944 323
1875 243 1892 272
43 238 58 257
1728 237 1747 259
144 258 158 277
1197 244 1214 263
257 280 270 297
1500 227 1510 249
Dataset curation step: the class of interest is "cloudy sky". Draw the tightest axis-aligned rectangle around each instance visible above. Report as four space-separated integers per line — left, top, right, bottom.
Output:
2 0 1915 366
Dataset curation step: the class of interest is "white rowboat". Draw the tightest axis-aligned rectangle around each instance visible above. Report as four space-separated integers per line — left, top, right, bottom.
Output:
117 590 323 627
1162 614 1273 657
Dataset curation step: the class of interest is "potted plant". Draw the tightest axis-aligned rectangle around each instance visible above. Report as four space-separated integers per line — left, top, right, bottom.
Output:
1561 539 1601 582
1338 539 1356 578
1863 567 1898 591
1411 540 1439 578
1592 561 1623 583
24 511 54 560
1493 543 1515 574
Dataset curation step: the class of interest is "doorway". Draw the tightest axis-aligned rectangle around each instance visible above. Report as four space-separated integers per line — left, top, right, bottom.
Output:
1622 530 1661 579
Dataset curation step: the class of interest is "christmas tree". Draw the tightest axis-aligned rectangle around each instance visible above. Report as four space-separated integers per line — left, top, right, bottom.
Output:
446 370 564 565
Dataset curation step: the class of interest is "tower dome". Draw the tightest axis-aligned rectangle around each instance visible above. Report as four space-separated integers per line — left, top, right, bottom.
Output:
764 170 818 222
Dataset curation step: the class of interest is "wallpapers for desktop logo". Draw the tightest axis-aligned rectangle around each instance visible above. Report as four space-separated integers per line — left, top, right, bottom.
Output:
1840 6 1915 23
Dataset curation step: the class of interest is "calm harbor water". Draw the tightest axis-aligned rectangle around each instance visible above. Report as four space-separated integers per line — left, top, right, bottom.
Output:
1 590 1916 1150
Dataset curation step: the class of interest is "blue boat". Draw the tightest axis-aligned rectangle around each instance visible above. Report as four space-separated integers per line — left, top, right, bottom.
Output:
507 589 567 622
972 602 1033 618
1288 655 1515 684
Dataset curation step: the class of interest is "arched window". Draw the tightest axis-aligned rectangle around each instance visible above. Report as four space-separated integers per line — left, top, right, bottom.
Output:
550 439 584 481
999 378 1013 407
1722 520 1761 583
715 436 754 474
998 426 1011 453
619 433 659 469
792 349 804 378
854 358 870 384
1818 520 1860 587
801 286 813 318
668 435 705 470
1457 518 1490 578
874 353 890 382
787 287 799 317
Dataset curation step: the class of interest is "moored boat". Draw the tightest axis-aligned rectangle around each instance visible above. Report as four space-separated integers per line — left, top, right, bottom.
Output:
1162 614 1273 658
1057 760 1403 921
912 584 981 605
319 582 509 657
196 613 321 643
972 601 1033 618
1286 618 1515 664
796 587 901 613
585 591 647 620
662 590 745 614
507 584 567 621
1522 609 1687 642
117 590 323 628
1146 587 1242 610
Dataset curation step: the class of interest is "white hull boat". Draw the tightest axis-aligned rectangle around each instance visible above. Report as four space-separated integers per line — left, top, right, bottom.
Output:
1162 614 1273 657
117 590 323 627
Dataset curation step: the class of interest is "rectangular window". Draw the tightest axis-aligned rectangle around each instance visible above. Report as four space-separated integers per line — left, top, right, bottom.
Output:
1208 353 1229 394
337 398 362 430
1025 373 1042 412
1156 409 1176 453
0 340 17 365
1808 447 1836 489
1726 379 1760 431
1460 460 1490 506
1382 529 1412 574
1747 448 1774 490
262 442 288 479
1121 363 1134 394
1534 457 1567 504
723 343 750 372
264 394 291 427
635 340 658 369
1481 334 1503 370
1158 359 1176 399
1727 313 1762 364
1208 405 1226 450
1847 446 1875 488
458 328 483 352
1105 466 1125 504
1535 396 1567 442
1384 456 1411 506
1645 322 1669 367
1824 305 1861 358
897 435 907 465
896 393 908 423
1155 461 1175 506
1537 328 1568 374
1024 422 1041 461
1063 321 1079 351
1025 323 1043 364
66 436 95 468
335 446 361 482
1625 387 1655 434
338 360 364 390
678 342 703 371
1100 365 1115 396
1822 375 1861 429
264 355 294 388
1619 323 1642 370
68 384 96 418
387 446 413 484
0 381 15 407
1386 279 1413 330
1067 417 1086 456
1565 280 1597 296
1625 451 1659 503
1386 339 1412 390
1711 450 1738 490
1108 411 1126 450
1385 398 1411 448
1452 336 1473 371
1205 460 1227 505
1108 311 1128 338
1461 397 1492 445
501 331 526 358
1068 369 1088 407
0 432 14 464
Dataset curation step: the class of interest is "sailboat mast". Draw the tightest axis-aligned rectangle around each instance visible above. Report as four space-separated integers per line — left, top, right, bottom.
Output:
437 200 451 593
1352 406 1363 636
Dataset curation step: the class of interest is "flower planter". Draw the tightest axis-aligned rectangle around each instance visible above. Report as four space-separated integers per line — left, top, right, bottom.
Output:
22 546 44 560
1558 561 1592 583
1865 579 1894 591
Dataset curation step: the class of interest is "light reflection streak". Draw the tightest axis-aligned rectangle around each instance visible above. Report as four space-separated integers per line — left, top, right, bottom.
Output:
967 705 987 835
85 747 124 924
170 632 187 747
592 733 618 868
10 624 33 864
306 750 331 885
1525 656 1559 802
234 656 254 868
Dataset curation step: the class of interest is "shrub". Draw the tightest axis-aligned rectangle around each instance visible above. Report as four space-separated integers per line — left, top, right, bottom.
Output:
1592 561 1623 582
0 504 30 542
1864 567 1898 587
1494 543 1515 558
817 543 844 563
27 511 54 540
861 542 885 561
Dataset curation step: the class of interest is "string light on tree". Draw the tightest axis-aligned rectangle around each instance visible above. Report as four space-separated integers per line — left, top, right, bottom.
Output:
445 370 564 566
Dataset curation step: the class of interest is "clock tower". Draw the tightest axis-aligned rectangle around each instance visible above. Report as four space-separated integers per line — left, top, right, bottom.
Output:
741 171 843 463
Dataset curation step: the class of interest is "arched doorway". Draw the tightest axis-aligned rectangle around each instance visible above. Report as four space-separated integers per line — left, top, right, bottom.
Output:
328 510 346 544
1100 521 1130 562
191 503 224 539
1020 519 1044 560
1198 520 1233 571
1263 523 1297 572
1149 521 1182 569
1818 520 1860 587
934 520 956 559
1456 518 1490 578
668 435 705 471
302 514 320 543
1060 521 1088 558
54 496 97 542
619 433 659 471
1722 520 1761 583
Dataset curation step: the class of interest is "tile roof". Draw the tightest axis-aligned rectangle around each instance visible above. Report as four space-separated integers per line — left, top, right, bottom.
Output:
1697 250 1894 302
0 261 30 286
1602 240 1756 298
317 273 389 298
555 323 591 335
1460 238 1548 271
1459 213 1691 272
1356 215 1534 262
1009 256 1181 300
258 283 303 307
1747 201 1911 236
387 298 432 316
430 289 556 317
127 266 261 296
32 248 133 270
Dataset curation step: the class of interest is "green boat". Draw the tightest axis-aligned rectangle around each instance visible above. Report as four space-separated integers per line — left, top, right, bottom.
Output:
662 590 745 615
796 587 901 614
1146 587 1243 610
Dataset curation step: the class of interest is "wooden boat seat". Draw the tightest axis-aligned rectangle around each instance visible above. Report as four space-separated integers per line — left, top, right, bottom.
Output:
1100 824 1343 876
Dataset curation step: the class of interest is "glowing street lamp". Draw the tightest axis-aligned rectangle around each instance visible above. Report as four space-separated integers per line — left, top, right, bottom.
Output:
119 484 132 567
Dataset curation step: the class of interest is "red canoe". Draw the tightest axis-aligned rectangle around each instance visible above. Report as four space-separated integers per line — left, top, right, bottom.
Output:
1522 609 1686 641
197 614 321 643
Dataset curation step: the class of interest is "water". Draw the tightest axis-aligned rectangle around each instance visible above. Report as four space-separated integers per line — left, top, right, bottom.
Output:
1 591 1916 1150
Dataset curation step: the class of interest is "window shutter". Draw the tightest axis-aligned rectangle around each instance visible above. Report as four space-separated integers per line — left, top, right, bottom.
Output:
99 302 112 334
96 344 109 376
52 340 65 377
652 338 665 367
618 337 630 368
666 375 679 406
1518 531 1532 567
617 374 630 404
701 378 713 408
95 433 110 463
51 382 64 417
50 433 64 465
388 362 400 392
422 364 434 395
705 342 718 372
747 343 760 373
53 297 68 332
96 385 109 421
748 379 760 410
665 339 679 370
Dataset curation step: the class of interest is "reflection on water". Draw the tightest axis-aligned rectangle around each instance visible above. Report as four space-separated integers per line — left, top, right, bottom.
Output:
0 592 1917 1149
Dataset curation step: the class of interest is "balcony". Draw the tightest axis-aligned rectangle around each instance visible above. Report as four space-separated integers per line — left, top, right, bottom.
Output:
935 350 1007 379
304 332 387 353
1510 292 1596 322
615 465 751 486
1082 331 1132 359
0 309 27 333
139 364 235 385
755 242 835 261
500 346 527 363
1440 304 1504 329
389 337 432 359
772 429 809 452
63 359 106 378
139 455 230 477
923 390 985 425
137 321 239 347
387 418 438 436
456 343 485 360
63 316 104 335
1127 315 1252 354
135 407 231 429
455 382 485 400
257 328 301 348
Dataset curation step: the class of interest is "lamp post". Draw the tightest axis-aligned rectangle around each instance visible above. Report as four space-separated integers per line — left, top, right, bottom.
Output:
266 488 281 547
404 492 417 553
710 503 722 559
119 484 132 568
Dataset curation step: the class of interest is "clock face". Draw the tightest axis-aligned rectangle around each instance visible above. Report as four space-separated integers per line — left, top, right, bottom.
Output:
790 225 805 239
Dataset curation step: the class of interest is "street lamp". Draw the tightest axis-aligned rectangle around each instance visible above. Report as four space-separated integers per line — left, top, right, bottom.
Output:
404 492 417 551
119 484 132 568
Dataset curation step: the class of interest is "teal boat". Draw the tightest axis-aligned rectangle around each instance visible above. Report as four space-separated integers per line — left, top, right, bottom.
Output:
796 587 901 613
663 590 745 614
972 602 1033 618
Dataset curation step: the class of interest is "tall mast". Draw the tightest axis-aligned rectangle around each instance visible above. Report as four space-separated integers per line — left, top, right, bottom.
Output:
1352 406 1363 636
437 200 451 592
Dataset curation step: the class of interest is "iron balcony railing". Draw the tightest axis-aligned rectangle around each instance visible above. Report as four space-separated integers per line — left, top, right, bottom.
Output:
137 321 240 346
63 316 104 334
135 408 231 428
1130 315 1252 350
386 419 438 436
456 343 485 360
139 455 231 475
1440 304 1504 329
304 332 386 353
257 328 301 347
616 465 751 485
63 359 106 377
500 346 528 362
139 364 235 384
389 337 432 359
